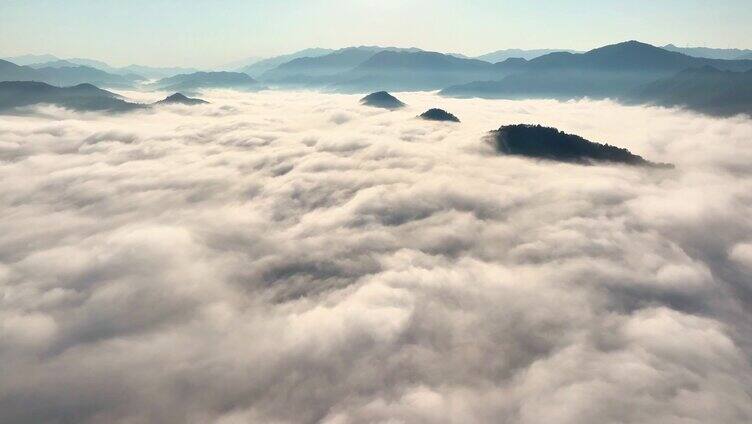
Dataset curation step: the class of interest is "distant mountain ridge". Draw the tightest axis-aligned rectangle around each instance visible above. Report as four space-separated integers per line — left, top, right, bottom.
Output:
442 41 752 99
334 50 501 91
259 46 423 86
240 48 335 76
151 71 261 92
0 81 142 112
662 44 752 60
513 41 752 72
0 59 143 88
116 65 201 80
476 48 578 63
256 41 752 98
5 41 752 119
626 66 752 117
3 54 198 79
2 54 59 66
0 81 210 113
27 60 81 69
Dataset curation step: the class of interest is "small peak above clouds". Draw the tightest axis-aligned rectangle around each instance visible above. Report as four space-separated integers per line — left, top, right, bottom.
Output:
489 124 673 168
155 92 208 105
418 108 460 122
360 91 406 109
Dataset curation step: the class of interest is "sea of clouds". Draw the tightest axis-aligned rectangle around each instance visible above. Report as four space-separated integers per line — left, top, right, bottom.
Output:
1 89 751 423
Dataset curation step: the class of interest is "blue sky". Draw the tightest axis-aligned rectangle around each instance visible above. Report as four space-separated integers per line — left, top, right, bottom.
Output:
1 0 750 68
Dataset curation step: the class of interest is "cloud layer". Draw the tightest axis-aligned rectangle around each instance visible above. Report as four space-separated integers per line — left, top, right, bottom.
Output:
1 90 752 423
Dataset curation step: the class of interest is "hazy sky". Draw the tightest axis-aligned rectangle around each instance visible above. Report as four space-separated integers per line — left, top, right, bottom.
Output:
1 0 751 68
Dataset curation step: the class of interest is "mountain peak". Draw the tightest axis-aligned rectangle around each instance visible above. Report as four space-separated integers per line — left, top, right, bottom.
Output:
71 83 100 90
166 93 189 100
589 40 662 54
490 124 671 168
360 91 406 110
418 108 460 122
156 92 208 105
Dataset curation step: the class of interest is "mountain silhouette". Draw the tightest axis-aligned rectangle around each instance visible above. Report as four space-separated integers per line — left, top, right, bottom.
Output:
28 60 81 69
662 44 752 60
65 58 117 72
0 59 142 88
627 66 752 117
155 93 208 105
117 65 200 80
240 48 335 77
0 82 219 113
259 47 422 86
515 41 752 72
335 50 500 91
33 65 143 88
442 41 752 99
0 81 143 112
360 91 406 109
476 48 578 63
0 59 34 80
2 54 59 66
356 50 494 72
151 71 260 92
489 124 671 167
15 56 197 80
418 108 460 122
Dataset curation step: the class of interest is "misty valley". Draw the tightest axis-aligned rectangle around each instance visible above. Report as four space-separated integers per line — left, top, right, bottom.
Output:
1 37 752 424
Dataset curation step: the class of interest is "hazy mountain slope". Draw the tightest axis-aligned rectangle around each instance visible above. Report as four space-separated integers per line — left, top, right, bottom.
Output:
240 48 335 76
117 65 200 80
334 50 503 91
259 47 422 86
662 44 752 60
442 41 752 99
66 57 118 72
151 71 260 92
627 66 752 117
12 55 197 79
0 59 37 80
0 59 142 88
518 41 752 72
0 81 216 112
29 60 148 83
477 48 577 62
0 81 143 112
28 60 80 69
219 56 264 71
2 54 59 65
52 58 198 79
12 56 119 73
442 68 660 100
33 66 143 87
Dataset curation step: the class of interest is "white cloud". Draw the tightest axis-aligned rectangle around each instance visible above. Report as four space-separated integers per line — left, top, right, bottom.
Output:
0 90 751 423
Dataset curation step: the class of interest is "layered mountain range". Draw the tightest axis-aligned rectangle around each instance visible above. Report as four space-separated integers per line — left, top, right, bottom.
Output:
3 41 752 117
0 81 206 112
0 59 143 88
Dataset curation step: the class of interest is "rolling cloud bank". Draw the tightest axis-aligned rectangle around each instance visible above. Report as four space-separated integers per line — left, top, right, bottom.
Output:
1 90 752 423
